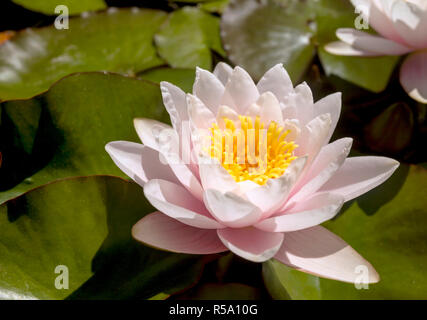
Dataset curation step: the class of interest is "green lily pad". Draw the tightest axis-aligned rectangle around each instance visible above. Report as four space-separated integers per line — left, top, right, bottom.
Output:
154 7 225 70
221 0 316 82
200 0 230 14
315 0 399 92
0 8 167 101
318 49 399 93
263 164 427 299
0 175 206 299
221 0 399 91
0 72 169 204
12 0 107 15
138 67 195 93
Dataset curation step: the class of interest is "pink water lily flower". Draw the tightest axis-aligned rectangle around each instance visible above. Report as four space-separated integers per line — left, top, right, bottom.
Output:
325 0 427 103
106 62 398 283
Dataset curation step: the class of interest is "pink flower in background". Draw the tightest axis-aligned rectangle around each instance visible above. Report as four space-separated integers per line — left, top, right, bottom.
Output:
106 62 399 283
325 0 427 103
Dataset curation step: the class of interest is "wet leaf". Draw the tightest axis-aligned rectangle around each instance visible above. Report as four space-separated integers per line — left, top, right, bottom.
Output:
154 7 225 70
11 0 107 15
221 0 316 82
0 72 169 204
0 8 166 101
0 175 206 299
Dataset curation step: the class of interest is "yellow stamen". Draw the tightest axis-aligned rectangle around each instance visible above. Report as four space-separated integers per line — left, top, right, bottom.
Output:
208 116 298 185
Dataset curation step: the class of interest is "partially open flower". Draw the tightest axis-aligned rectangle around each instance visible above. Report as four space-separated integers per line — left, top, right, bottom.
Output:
325 0 427 103
106 63 399 283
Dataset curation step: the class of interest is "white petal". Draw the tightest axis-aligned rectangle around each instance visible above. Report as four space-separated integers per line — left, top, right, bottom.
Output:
216 105 240 128
274 226 379 283
351 0 406 44
257 63 294 102
295 82 315 126
313 92 342 143
258 91 284 125
144 179 224 229
336 28 412 55
160 81 188 131
281 103 297 120
290 138 352 203
318 156 399 201
221 66 259 114
213 62 233 85
134 118 204 201
245 102 261 118
283 82 314 126
105 141 146 186
204 189 262 228
324 41 381 56
255 193 344 232
391 0 427 48
367 0 407 43
106 141 181 186
187 94 216 130
295 114 332 168
198 158 239 193
133 118 174 151
245 157 307 215
282 119 301 142
193 67 225 114
217 227 284 262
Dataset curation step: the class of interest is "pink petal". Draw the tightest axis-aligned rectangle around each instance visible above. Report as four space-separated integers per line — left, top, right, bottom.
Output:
213 62 233 85
105 141 146 186
187 94 216 130
105 141 180 187
134 118 204 201
166 156 205 202
245 157 307 215
133 118 174 151
217 227 284 262
245 102 261 118
193 67 225 114
198 159 238 193
318 156 399 201
283 82 314 126
221 66 259 114
324 41 380 57
407 0 427 10
160 81 188 131
144 179 224 229
312 92 342 143
216 105 240 128
336 28 412 55
255 193 344 232
281 104 297 120
132 212 227 254
274 226 379 283
353 0 406 44
295 114 332 168
256 63 293 103
400 51 427 104
258 91 284 125
281 119 301 142
391 0 427 48
203 189 262 228
290 138 352 203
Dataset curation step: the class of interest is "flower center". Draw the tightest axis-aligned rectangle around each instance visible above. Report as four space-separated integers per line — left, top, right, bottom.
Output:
208 115 298 185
